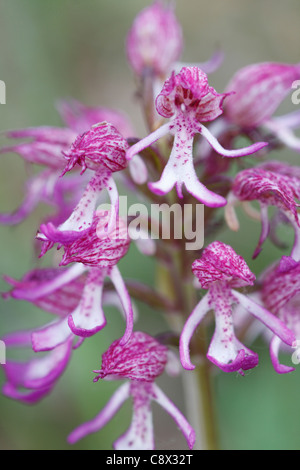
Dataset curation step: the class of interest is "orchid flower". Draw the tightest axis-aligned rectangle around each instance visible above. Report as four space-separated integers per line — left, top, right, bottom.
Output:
4 211 133 348
261 256 300 374
0 126 79 225
1 264 132 403
40 213 133 348
126 1 223 89
0 100 144 226
57 99 148 185
126 66 268 206
179 241 295 374
126 1 183 80
1 330 73 404
225 162 300 259
223 61 300 151
37 122 129 250
68 331 195 450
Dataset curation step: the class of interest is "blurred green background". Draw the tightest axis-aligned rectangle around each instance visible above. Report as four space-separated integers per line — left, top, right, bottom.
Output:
1 0 300 450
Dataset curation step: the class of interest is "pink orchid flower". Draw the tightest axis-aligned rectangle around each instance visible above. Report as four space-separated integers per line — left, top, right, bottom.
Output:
126 67 267 206
37 122 129 250
223 61 300 151
261 256 300 374
179 241 295 375
2 265 130 403
225 162 300 259
68 331 195 450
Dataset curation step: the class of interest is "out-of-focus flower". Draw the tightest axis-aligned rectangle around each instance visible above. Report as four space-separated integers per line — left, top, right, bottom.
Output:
0 126 78 225
127 67 267 206
2 264 131 403
57 99 135 138
179 241 295 374
1 330 73 404
57 99 148 184
126 0 183 79
126 1 223 85
225 162 300 259
224 62 300 150
68 331 195 450
261 255 300 374
0 100 142 225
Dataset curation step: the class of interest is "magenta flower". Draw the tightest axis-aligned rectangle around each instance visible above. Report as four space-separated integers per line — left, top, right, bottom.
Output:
224 61 300 150
2 264 131 403
261 256 300 374
37 213 133 348
126 1 223 81
126 67 267 206
179 241 295 374
225 162 300 259
0 126 79 225
126 1 183 79
0 100 138 226
68 331 195 450
57 99 135 138
37 122 129 250
1 329 73 404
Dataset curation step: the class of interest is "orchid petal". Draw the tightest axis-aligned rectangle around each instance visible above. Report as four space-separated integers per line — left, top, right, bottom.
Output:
265 119 300 152
288 217 300 262
2 382 53 404
0 141 70 169
179 293 211 370
7 264 86 302
2 330 32 348
152 383 195 450
175 49 224 75
0 170 55 225
96 175 120 236
148 130 227 207
231 289 296 346
197 122 268 157
272 109 300 129
57 99 135 138
109 265 134 345
3 340 72 390
225 62 300 127
68 268 106 338
126 123 170 161
126 2 183 77
128 154 148 185
206 305 258 374
38 169 111 246
31 317 72 352
115 383 154 450
269 335 295 374
252 204 270 259
68 382 130 444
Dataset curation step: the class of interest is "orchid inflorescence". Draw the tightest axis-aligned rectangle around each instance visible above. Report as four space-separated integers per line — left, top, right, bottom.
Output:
1 0 300 451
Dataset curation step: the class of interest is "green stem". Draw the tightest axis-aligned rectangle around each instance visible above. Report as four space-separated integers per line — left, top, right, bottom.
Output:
156 248 219 450
181 276 219 450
